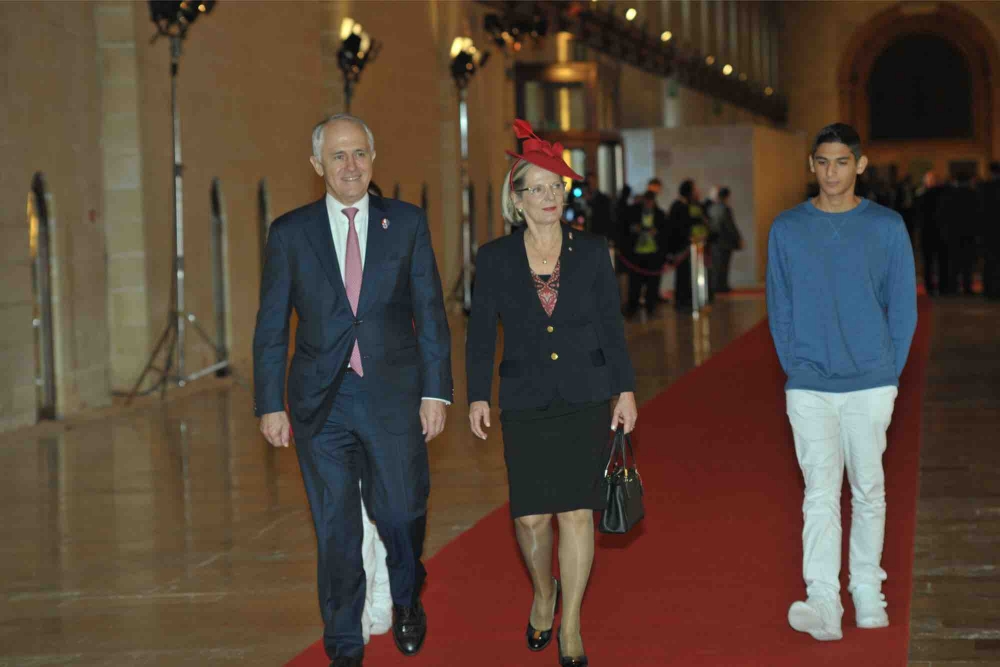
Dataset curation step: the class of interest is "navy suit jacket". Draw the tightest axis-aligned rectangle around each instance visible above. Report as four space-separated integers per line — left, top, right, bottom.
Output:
466 225 635 410
253 195 453 439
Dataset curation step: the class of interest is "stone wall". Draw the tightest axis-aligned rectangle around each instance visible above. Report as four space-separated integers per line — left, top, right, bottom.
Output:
0 2 109 431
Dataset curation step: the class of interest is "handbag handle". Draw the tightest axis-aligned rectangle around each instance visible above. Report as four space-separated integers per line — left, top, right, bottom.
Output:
604 426 639 476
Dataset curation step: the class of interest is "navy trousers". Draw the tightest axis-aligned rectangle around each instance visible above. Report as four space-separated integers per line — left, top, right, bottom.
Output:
295 371 430 659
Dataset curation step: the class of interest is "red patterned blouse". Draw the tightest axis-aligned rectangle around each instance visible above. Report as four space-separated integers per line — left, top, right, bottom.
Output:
530 259 561 317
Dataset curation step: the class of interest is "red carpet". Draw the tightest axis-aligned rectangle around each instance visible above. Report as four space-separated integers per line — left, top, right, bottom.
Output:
288 299 932 666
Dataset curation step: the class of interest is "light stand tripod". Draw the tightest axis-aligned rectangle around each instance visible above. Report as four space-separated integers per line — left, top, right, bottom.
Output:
127 24 230 403
448 38 489 314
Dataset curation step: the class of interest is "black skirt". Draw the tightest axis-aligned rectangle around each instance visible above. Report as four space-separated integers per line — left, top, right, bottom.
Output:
500 397 611 518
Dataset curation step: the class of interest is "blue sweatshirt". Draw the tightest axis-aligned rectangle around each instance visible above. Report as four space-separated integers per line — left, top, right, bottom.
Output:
766 198 917 393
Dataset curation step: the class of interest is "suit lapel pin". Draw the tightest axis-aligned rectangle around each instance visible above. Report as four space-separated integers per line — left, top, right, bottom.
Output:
569 231 574 240
382 218 390 229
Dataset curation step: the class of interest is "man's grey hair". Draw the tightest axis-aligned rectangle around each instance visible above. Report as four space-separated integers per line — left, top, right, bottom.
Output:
311 114 376 160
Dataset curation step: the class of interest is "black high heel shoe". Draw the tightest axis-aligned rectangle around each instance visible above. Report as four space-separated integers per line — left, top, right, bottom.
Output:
526 578 560 651
556 627 589 666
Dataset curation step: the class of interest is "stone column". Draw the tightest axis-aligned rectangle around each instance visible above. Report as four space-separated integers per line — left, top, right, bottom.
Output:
96 2 151 392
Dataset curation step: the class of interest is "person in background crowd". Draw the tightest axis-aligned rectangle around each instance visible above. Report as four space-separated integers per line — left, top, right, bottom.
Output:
708 187 743 293
646 177 663 197
614 185 635 275
895 174 916 241
980 161 1000 299
917 172 948 295
937 172 981 295
667 179 704 312
583 172 614 244
767 122 917 643
624 190 670 317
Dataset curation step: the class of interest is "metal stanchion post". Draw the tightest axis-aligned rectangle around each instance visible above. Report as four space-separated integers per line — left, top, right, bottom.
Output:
690 241 700 319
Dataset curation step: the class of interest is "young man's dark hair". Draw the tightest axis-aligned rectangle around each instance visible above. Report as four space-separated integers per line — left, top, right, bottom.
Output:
718 187 731 200
679 179 695 199
647 177 662 188
642 190 658 203
812 123 863 161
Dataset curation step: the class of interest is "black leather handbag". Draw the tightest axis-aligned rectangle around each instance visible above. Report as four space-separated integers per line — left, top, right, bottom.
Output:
598 427 645 534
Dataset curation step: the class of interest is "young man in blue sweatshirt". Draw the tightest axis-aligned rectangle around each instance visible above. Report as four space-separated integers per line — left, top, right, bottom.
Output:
766 123 917 641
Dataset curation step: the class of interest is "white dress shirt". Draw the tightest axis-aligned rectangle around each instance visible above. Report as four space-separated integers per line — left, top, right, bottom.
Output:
325 193 449 405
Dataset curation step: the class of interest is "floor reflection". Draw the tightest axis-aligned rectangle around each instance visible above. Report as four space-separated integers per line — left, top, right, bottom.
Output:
0 298 768 665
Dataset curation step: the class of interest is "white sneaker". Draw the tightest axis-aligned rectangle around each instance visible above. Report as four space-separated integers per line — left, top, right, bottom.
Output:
852 586 889 629
788 597 843 641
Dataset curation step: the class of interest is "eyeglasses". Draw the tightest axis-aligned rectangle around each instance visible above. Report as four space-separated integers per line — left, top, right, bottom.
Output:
517 182 567 198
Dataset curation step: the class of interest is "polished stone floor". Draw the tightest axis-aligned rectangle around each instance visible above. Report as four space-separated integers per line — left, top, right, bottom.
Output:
1 295 997 666
908 298 1000 667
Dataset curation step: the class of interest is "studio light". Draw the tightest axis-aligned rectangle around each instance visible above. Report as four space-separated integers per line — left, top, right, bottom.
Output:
705 55 716 66
450 35 490 314
130 0 230 402
625 8 637 22
660 30 673 42
450 37 490 89
722 64 733 76
148 0 215 38
338 17 380 112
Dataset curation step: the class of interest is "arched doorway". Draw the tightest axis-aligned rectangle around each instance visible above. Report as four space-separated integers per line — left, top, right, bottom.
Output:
868 35 973 142
838 2 999 177
27 173 56 420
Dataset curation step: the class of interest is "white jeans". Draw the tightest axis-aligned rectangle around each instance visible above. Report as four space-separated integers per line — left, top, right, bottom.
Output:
786 386 898 600
360 486 392 643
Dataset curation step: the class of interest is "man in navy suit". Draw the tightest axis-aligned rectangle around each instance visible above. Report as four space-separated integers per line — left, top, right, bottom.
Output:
253 114 452 666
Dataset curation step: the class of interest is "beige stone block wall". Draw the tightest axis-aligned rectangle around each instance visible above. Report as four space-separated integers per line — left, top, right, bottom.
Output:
97 2 151 392
751 125 808 283
134 1 329 376
122 0 516 386
0 1 110 431
4 0 813 431
320 1 513 304
782 0 1000 168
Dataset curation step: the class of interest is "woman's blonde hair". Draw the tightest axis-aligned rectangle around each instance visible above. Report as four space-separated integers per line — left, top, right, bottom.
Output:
501 160 534 227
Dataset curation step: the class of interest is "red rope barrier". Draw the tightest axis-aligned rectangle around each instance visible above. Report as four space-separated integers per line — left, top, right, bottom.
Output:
616 248 692 277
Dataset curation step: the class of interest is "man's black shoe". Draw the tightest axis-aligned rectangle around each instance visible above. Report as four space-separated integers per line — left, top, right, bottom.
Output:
392 601 427 656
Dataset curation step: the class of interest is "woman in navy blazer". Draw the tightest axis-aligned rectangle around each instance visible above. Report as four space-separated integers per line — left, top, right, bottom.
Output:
466 121 637 667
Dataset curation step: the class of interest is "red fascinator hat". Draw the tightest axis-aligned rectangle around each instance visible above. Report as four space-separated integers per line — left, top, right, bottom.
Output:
505 119 583 184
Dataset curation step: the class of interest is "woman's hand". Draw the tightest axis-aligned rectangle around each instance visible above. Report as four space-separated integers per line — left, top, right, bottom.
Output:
611 392 638 434
469 401 491 440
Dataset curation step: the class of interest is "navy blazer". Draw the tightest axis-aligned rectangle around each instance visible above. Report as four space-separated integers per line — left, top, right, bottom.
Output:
466 225 635 410
253 195 452 438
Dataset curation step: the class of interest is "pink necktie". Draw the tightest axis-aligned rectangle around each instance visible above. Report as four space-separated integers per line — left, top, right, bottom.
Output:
343 207 363 376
